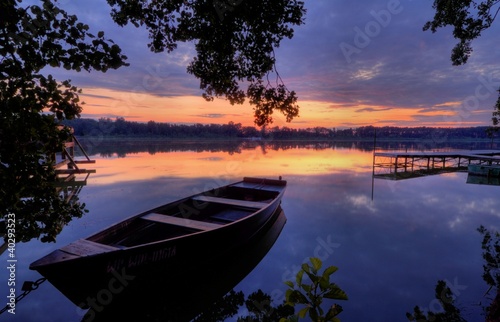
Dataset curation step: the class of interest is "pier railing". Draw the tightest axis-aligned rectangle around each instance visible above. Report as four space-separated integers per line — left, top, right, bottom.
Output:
372 150 500 180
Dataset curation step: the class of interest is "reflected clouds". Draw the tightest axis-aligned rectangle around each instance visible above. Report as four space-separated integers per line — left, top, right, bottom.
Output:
281 170 492 320
347 194 377 213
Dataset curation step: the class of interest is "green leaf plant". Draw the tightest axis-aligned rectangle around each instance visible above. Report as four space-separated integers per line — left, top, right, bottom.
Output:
282 257 348 322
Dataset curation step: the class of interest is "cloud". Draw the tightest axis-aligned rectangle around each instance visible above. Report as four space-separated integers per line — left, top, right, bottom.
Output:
193 114 227 119
27 0 500 128
355 107 393 113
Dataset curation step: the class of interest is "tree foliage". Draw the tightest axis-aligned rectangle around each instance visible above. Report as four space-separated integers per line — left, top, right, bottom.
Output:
424 1 500 127
407 227 500 322
106 0 306 125
0 0 127 242
237 289 294 322
424 0 500 66
1 0 304 240
65 117 498 141
406 280 467 322
478 226 500 321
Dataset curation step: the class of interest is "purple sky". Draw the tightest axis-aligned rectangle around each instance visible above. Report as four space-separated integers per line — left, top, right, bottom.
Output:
33 0 500 128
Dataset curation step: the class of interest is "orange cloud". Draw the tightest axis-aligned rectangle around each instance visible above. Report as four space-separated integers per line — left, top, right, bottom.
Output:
78 88 486 129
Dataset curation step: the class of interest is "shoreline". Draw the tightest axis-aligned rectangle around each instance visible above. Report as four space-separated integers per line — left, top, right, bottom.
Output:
75 135 499 143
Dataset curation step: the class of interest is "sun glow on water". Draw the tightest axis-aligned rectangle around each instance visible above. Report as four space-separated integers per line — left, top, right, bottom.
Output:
89 145 375 185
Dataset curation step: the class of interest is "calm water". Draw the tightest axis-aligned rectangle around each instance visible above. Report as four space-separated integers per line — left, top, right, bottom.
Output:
1 140 499 322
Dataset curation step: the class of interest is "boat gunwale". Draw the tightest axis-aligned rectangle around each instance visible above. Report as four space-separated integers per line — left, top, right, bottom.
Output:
105 183 286 250
32 178 286 268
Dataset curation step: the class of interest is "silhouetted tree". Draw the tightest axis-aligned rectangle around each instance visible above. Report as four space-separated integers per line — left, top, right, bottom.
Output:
407 226 500 322
424 0 500 128
237 289 294 322
0 0 127 241
424 1 498 65
106 0 306 125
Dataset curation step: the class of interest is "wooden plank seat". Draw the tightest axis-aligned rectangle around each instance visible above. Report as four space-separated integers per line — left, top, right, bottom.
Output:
191 195 268 209
210 208 253 222
60 239 119 256
142 213 222 231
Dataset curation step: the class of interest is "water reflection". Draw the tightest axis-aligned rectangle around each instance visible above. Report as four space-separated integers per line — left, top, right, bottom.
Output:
79 207 287 321
279 172 497 321
0 172 90 244
78 138 500 158
2 141 499 321
467 174 500 186
87 141 377 185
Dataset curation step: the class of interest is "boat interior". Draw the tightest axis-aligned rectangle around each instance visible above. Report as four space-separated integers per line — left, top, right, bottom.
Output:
87 186 281 248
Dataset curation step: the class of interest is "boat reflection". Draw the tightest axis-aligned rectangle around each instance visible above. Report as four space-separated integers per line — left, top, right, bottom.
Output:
67 206 286 321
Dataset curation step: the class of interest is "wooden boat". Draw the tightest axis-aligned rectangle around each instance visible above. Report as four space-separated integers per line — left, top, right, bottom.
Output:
29 177 286 302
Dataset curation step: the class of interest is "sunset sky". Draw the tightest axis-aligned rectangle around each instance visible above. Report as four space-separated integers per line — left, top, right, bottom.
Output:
46 0 500 129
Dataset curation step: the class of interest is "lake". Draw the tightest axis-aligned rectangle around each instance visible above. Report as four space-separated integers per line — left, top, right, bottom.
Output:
1 139 499 322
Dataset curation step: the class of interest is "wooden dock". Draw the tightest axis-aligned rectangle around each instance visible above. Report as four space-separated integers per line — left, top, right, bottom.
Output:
53 127 96 201
373 150 500 180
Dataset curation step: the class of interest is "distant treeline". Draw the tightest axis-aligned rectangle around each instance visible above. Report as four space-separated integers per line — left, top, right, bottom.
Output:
64 117 497 140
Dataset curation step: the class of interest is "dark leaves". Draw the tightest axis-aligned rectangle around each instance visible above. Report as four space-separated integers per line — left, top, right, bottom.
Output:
424 0 498 66
248 81 299 126
1 0 127 242
478 225 500 288
106 0 306 126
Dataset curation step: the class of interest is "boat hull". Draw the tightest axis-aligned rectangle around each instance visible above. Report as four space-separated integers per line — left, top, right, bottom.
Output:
29 177 287 307
65 206 285 316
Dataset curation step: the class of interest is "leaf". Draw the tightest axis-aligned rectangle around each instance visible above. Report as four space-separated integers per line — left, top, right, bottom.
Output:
298 306 309 318
302 283 311 293
285 289 295 305
296 270 304 286
325 304 343 321
284 280 294 288
303 269 318 284
310 257 322 273
324 286 348 300
319 276 329 291
288 290 308 304
322 265 339 280
309 307 319 321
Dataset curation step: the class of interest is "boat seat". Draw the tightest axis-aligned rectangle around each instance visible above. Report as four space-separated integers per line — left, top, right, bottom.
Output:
142 213 222 231
191 195 268 209
60 239 120 256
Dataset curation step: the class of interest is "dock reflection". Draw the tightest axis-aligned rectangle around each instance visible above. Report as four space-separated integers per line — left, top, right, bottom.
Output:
372 150 500 182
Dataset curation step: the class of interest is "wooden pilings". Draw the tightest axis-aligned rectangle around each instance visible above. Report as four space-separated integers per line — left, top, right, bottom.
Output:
53 126 96 200
373 150 500 180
